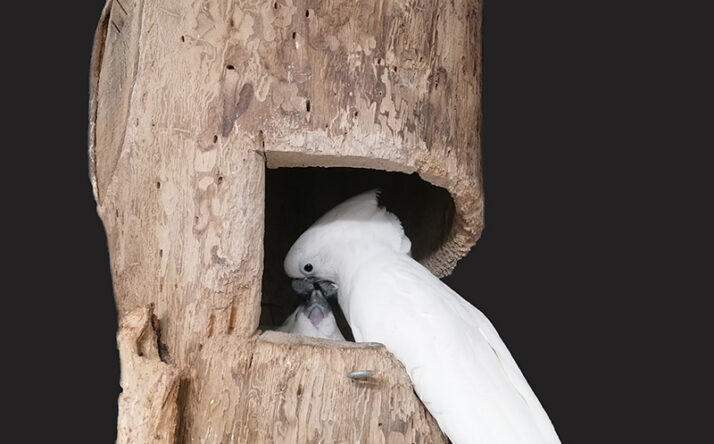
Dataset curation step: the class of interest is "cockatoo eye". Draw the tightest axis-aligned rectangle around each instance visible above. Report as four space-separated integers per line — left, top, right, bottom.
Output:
303 263 313 273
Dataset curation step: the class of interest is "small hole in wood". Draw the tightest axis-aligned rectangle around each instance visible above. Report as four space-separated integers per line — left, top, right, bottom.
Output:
292 31 296 39
226 64 235 70
230 18 234 27
213 135 218 143
305 10 310 17
159 249 163 257
181 35 185 42
393 66 398 73
306 100 311 112
156 181 161 189
217 176 224 184
274 2 278 8
208 314 215 337
354 111 358 117
227 304 237 333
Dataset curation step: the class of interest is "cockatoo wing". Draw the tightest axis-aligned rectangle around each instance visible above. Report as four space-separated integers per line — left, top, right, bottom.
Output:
342 255 559 444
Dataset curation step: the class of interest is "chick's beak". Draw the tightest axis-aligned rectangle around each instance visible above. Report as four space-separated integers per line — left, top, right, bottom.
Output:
303 289 330 326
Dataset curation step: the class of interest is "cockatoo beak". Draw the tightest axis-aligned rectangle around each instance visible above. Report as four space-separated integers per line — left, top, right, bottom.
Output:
291 277 338 299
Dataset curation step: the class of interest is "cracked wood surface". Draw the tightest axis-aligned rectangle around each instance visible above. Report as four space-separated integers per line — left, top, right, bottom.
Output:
117 306 181 444
90 0 480 442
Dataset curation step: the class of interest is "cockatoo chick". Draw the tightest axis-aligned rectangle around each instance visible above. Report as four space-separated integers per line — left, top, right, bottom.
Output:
284 190 560 444
277 289 345 341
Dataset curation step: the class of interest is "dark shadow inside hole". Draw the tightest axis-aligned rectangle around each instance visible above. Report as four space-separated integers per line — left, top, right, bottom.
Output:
261 167 455 340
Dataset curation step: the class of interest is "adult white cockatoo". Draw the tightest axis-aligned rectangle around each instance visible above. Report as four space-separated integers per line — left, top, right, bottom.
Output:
284 190 559 444
277 289 345 341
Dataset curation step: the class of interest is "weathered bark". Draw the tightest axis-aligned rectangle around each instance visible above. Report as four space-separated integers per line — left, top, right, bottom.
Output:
117 306 181 444
90 0 481 442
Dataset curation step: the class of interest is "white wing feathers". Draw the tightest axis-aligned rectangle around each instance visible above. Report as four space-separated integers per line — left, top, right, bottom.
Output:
344 255 560 444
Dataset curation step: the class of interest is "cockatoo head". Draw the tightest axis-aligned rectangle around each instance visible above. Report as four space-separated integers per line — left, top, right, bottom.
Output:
284 189 411 296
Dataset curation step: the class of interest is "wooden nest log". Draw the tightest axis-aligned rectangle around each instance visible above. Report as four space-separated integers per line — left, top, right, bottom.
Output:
89 0 482 441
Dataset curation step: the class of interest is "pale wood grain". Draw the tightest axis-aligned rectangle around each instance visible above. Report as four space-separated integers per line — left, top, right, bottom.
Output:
117 306 181 444
90 0 481 441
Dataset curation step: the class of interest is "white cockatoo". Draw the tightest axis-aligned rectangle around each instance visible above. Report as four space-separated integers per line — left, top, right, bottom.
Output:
277 289 345 341
284 190 559 444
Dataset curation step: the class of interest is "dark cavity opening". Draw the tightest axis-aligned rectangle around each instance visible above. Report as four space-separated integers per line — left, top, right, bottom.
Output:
261 167 455 340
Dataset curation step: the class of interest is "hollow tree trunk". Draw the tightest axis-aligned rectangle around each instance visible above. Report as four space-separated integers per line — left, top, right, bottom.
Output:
89 0 482 442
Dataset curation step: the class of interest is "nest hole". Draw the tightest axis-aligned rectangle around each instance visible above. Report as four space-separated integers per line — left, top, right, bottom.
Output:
260 167 455 340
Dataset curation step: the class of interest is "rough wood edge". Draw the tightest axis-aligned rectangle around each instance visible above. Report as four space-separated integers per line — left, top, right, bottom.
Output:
265 150 484 277
117 305 181 444
87 0 113 203
258 329 384 349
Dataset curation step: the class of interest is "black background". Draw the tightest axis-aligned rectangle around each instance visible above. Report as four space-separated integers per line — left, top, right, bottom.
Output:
13 1 701 443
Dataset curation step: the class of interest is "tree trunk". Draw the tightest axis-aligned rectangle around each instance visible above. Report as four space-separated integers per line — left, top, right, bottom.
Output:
90 0 482 442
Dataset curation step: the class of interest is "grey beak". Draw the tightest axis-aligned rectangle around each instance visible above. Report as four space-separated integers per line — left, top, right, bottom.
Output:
291 277 338 299
306 289 330 309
